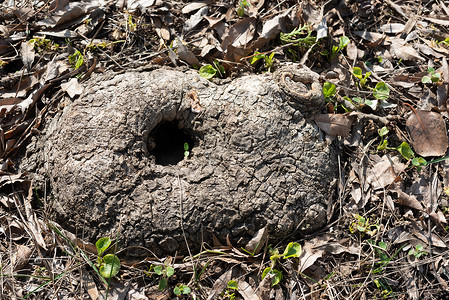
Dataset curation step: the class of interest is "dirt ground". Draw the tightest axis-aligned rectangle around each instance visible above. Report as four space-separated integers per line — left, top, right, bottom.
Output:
1 0 449 299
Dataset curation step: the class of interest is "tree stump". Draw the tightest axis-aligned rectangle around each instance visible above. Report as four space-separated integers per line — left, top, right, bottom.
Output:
21 66 337 256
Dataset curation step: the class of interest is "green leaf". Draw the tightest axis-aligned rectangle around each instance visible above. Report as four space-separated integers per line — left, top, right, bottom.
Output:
283 242 302 259
432 72 441 82
227 280 238 290
352 67 362 79
166 266 174 277
184 143 189 151
271 269 283 286
99 254 120 278
199 65 217 79
421 75 431 84
377 140 388 151
323 82 336 98
378 126 389 137
181 285 191 294
416 244 423 251
427 67 435 73
339 36 350 49
96 237 111 255
173 286 181 296
378 241 387 250
396 142 414 160
379 252 389 261
158 278 168 291
373 82 390 100
250 52 264 65
262 267 271 280
154 265 163 275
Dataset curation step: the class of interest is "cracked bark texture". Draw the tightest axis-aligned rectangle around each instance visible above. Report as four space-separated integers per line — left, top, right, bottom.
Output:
21 67 337 256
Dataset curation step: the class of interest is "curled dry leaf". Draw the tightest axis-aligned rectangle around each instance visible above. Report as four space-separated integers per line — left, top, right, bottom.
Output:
313 114 354 137
366 155 405 190
11 245 32 272
20 41 35 71
61 78 84 98
406 109 448 157
244 226 267 255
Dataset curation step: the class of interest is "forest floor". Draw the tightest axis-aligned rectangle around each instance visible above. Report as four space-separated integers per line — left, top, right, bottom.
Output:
1 0 449 299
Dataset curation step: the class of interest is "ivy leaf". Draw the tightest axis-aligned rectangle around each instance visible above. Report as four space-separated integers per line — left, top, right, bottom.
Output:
352 67 363 79
396 142 414 160
199 65 217 79
95 237 111 255
373 82 390 100
99 254 120 278
283 242 302 259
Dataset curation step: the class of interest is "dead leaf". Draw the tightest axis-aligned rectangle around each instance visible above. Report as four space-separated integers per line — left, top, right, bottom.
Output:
244 226 267 255
207 268 234 300
395 189 424 211
313 114 354 137
238 279 260 300
354 31 390 45
390 42 424 61
182 2 207 14
11 245 32 272
221 17 256 51
61 78 84 98
366 155 405 190
406 110 448 156
20 41 35 71
379 23 405 33
183 6 208 33
176 37 200 67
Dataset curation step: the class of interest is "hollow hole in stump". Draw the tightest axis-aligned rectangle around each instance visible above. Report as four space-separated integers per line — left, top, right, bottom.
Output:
149 120 195 166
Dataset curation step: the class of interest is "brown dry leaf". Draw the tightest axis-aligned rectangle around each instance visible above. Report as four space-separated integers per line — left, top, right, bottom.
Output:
390 41 424 61
354 31 390 45
183 6 208 33
313 114 354 137
245 226 267 255
20 41 35 71
421 16 449 26
61 78 84 98
247 0 265 15
395 189 424 211
11 244 32 272
237 279 260 300
379 23 405 33
151 17 170 41
182 2 207 14
176 37 200 67
299 235 359 272
251 8 296 50
82 268 100 300
366 155 405 190
221 17 256 51
406 110 448 157
207 268 234 300
413 229 446 248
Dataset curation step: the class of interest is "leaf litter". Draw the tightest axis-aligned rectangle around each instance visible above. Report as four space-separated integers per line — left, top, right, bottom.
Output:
0 0 449 299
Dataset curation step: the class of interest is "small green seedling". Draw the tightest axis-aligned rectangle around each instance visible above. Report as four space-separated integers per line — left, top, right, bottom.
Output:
220 280 238 299
95 237 121 278
280 25 316 48
352 67 371 88
373 278 393 298
349 214 379 236
173 284 191 296
331 36 350 58
250 51 275 72
29 36 59 52
408 244 428 258
150 263 175 291
373 82 390 100
262 242 302 287
323 82 336 102
396 142 428 171
422 67 441 84
237 0 249 17
184 142 189 158
69 50 84 70
199 60 225 79
377 126 389 151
